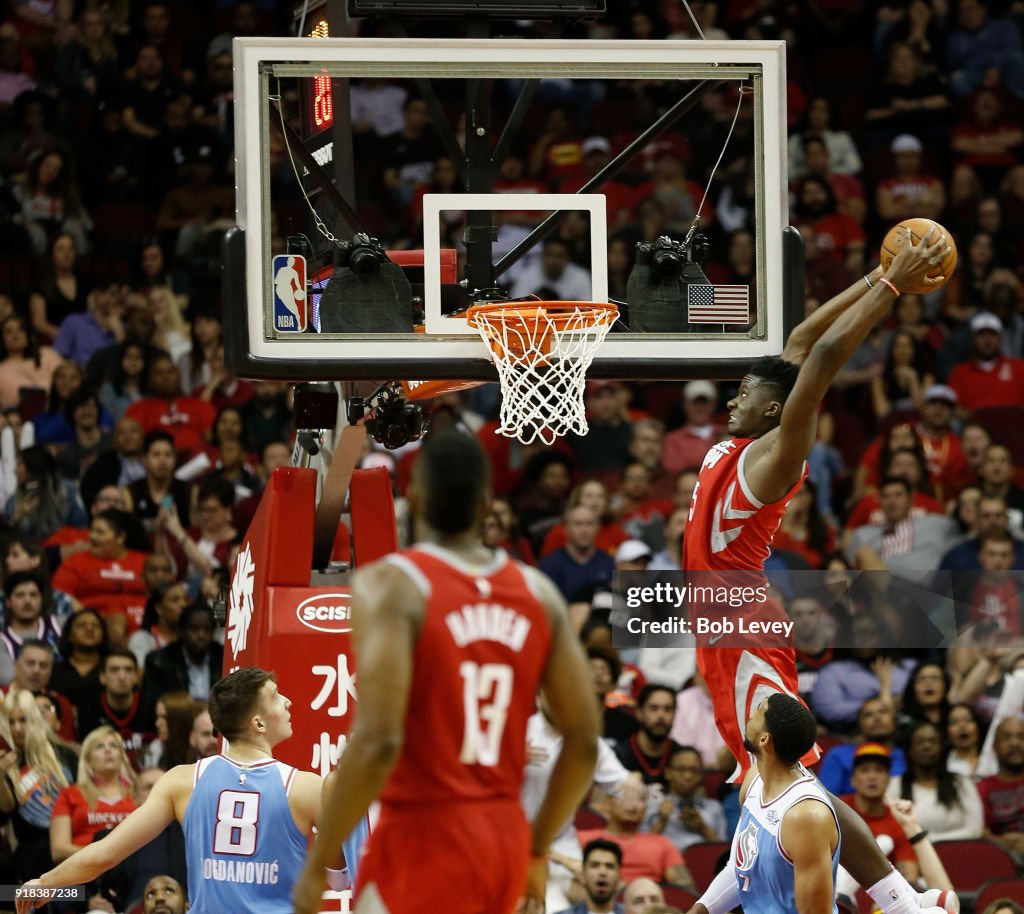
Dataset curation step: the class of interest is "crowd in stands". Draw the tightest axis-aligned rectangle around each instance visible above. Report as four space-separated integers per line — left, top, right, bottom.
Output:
0 0 1022 912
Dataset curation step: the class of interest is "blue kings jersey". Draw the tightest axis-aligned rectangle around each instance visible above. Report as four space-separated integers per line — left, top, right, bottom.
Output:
183 755 307 913
732 766 840 914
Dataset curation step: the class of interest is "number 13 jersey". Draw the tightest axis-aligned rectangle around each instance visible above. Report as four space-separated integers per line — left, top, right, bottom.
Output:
380 543 552 806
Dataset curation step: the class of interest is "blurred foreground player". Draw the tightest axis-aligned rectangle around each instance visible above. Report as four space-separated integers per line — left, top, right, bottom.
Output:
683 227 959 914
16 668 340 913
293 431 599 914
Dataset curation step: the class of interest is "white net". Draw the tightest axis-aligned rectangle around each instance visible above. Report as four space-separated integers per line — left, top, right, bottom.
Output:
468 302 618 446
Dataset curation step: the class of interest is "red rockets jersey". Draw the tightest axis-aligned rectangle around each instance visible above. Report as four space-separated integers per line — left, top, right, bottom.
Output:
379 543 552 806
682 437 806 571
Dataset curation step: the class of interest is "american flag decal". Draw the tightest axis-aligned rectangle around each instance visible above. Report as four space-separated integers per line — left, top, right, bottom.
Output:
687 284 750 324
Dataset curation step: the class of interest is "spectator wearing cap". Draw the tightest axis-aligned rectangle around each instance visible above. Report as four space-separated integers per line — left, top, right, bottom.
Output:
510 236 593 301
840 743 920 884
820 697 908 795
559 137 635 229
940 494 1024 571
876 134 945 223
948 313 1024 412
916 385 970 500
662 381 723 475
567 380 633 475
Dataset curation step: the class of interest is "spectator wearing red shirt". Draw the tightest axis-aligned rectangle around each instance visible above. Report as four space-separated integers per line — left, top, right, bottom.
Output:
840 742 919 884
948 312 1024 412
662 381 724 475
126 355 216 460
800 135 866 225
51 509 149 646
50 725 136 863
951 88 1024 188
792 175 866 275
846 447 945 532
577 776 695 889
977 717 1024 856
916 386 970 500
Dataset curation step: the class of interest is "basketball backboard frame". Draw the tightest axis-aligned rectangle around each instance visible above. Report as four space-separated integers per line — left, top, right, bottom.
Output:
225 37 796 382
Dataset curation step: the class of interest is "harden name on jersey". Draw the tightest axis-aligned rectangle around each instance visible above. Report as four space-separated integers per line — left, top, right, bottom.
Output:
445 602 532 652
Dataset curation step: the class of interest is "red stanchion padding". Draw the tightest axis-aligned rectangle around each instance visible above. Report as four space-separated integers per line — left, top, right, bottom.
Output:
330 519 351 565
350 467 398 564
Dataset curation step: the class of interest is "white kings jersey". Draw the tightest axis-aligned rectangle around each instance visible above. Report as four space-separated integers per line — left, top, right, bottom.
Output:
732 766 840 914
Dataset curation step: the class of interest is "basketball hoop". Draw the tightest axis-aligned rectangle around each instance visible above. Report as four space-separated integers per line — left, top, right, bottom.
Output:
466 300 618 446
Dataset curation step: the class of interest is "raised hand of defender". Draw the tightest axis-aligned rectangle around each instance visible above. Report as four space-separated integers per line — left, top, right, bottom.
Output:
883 225 951 293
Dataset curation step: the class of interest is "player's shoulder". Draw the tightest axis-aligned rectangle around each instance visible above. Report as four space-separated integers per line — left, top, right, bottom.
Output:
783 794 838 831
352 553 429 601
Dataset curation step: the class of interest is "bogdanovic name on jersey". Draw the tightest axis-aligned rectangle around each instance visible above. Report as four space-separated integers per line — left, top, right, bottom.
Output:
202 858 280 884
445 603 532 652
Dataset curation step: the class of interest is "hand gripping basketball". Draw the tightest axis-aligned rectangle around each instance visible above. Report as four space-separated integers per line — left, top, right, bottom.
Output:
881 224 952 296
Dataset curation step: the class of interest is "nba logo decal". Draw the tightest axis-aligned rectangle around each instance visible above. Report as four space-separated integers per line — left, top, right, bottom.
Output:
273 254 307 332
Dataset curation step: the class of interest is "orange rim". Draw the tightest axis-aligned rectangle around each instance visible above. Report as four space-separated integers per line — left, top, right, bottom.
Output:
465 300 618 330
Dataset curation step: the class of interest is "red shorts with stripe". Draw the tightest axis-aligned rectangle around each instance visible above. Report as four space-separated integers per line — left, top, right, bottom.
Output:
695 597 820 782
357 798 530 914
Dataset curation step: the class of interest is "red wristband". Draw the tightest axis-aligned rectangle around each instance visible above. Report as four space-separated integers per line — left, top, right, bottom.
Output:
878 276 901 297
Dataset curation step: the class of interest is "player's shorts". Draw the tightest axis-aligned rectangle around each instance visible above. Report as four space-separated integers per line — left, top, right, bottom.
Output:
356 797 530 914
696 597 820 783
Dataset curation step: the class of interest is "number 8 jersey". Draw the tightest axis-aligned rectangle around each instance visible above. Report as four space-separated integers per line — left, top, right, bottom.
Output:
379 543 552 805
183 755 307 913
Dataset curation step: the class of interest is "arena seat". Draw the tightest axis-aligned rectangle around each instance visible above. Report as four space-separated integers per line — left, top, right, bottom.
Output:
683 840 730 892
933 839 1018 901
660 884 698 910
974 877 1024 910
703 769 727 799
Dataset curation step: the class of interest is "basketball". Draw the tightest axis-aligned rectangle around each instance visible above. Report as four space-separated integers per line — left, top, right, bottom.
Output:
879 218 958 294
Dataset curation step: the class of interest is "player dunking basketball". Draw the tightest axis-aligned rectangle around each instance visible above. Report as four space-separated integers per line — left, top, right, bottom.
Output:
683 227 960 914
292 430 599 914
